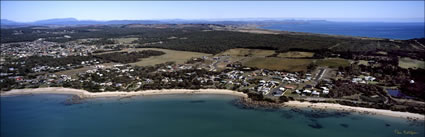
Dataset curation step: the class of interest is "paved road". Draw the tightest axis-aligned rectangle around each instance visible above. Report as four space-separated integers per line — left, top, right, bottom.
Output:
314 68 326 81
210 56 230 71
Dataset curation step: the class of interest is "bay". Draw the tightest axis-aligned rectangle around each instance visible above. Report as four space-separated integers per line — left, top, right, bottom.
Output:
1 94 424 137
260 22 425 40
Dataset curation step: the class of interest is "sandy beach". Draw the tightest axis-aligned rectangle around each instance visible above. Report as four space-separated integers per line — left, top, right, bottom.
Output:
1 87 423 120
0 87 247 98
284 101 424 120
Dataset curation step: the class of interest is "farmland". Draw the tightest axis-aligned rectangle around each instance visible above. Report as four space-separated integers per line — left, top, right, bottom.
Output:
216 48 350 72
242 57 314 72
217 48 275 57
315 58 351 68
128 48 211 66
277 51 314 58
399 57 425 69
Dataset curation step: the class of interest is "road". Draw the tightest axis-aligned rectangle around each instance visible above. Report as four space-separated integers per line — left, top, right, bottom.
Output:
314 68 327 81
209 56 230 71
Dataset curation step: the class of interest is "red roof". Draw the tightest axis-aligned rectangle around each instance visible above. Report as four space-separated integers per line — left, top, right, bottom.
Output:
284 85 295 89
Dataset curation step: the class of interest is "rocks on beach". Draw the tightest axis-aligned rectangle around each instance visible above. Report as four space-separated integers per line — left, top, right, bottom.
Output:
62 95 85 105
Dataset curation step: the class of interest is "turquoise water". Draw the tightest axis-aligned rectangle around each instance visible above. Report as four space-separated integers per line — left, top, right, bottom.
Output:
261 22 425 40
1 94 424 137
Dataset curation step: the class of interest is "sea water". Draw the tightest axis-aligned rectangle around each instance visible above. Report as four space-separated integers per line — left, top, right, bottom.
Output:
261 22 425 40
1 94 424 137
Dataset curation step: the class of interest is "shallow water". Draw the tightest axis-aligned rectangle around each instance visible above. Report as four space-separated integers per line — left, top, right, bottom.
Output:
261 22 425 40
1 94 424 137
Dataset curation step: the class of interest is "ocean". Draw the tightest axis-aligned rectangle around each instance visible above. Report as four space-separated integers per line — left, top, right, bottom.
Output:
260 22 425 40
1 94 424 137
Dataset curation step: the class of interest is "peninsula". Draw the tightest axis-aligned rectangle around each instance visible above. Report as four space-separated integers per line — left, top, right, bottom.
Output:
1 23 425 119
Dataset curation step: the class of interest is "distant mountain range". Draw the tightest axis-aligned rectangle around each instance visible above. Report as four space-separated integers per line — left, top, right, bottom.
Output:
1 18 162 26
0 18 329 28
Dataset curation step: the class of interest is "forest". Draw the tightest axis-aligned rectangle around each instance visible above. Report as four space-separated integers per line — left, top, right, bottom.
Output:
2 25 424 56
0 25 207 43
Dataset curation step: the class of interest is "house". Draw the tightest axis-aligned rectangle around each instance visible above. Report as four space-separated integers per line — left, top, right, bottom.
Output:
284 85 296 89
352 78 362 83
304 85 313 89
257 87 270 95
295 90 301 94
15 76 23 81
270 81 279 85
312 90 320 96
321 87 330 94
303 89 312 94
273 91 283 96
115 83 123 87
323 90 329 94
364 76 376 81
273 76 282 80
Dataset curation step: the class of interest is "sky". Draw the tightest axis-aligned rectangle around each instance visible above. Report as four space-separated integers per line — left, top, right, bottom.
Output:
1 1 424 22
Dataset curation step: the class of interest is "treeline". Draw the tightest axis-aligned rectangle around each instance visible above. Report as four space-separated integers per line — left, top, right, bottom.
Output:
337 55 424 100
16 56 95 68
1 25 204 43
4 25 424 54
335 100 425 114
95 50 165 64
81 38 116 45
400 69 425 100
328 80 388 98
141 31 424 54
144 31 343 54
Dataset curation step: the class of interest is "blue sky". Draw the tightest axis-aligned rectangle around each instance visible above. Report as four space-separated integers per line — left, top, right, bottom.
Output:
1 1 424 22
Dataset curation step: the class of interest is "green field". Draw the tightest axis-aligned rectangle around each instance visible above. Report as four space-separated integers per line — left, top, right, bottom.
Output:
399 57 425 69
242 57 350 71
315 58 350 68
114 38 138 44
277 51 314 58
358 60 369 66
242 57 314 72
128 48 211 66
217 48 275 57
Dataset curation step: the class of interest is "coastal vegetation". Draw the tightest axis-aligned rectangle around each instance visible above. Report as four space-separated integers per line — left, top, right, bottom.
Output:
2 25 425 57
1 24 425 116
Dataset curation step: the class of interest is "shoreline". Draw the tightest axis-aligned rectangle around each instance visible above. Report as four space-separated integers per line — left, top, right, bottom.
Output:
283 101 424 121
1 87 424 120
0 87 248 98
